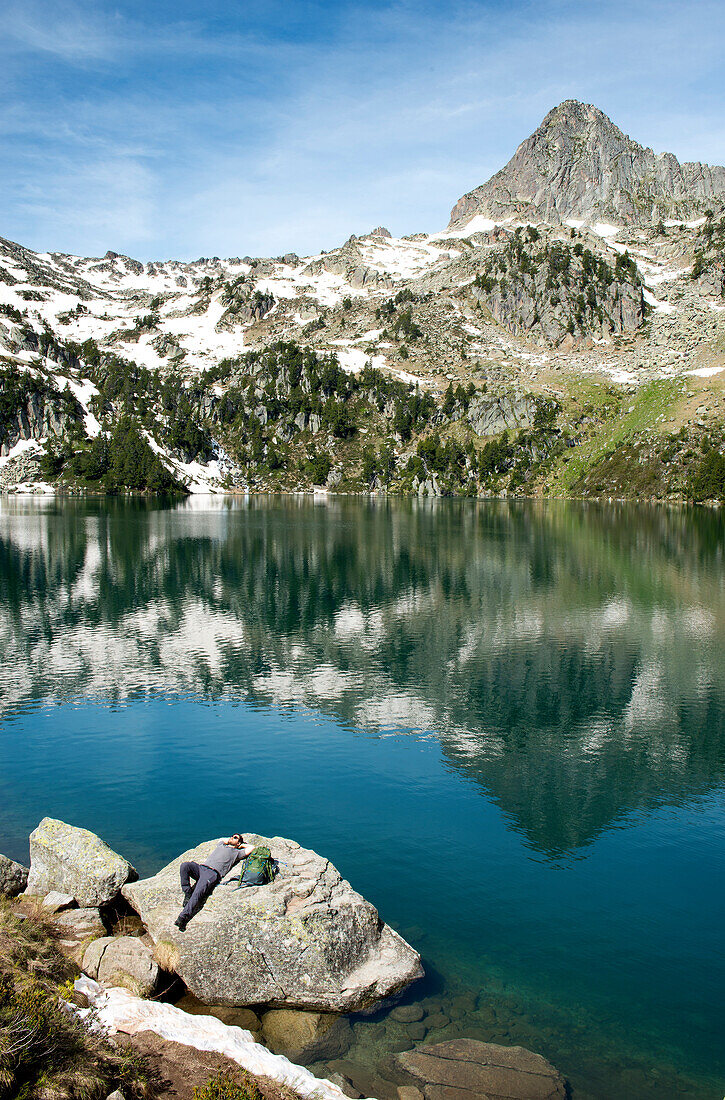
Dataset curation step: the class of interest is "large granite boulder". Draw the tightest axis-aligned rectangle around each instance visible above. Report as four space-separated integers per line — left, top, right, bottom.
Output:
26 818 136 906
0 853 29 897
83 935 159 998
394 1038 567 1100
123 834 422 1011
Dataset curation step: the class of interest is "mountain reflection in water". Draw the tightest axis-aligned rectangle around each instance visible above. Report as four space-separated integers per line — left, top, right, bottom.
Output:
1 495 723 860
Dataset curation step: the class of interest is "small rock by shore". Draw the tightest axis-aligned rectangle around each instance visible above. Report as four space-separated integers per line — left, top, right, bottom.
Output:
83 935 159 998
0 852 29 897
261 1008 353 1062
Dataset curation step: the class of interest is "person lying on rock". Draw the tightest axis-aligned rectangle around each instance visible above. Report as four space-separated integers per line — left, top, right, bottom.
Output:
175 834 253 931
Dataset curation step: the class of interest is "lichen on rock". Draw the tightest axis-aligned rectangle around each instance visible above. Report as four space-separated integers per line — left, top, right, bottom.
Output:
83 935 159 998
26 817 137 906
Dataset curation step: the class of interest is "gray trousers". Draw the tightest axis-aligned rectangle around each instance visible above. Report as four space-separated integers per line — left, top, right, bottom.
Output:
179 860 220 923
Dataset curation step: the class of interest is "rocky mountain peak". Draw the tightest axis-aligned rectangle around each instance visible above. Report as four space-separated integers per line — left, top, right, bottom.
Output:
449 99 725 229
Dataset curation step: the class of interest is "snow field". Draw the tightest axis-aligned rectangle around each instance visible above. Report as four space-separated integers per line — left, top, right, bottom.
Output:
74 978 356 1100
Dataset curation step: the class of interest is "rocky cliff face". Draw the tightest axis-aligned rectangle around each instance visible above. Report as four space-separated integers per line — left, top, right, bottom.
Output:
450 100 725 228
467 226 645 345
692 212 725 298
0 363 83 455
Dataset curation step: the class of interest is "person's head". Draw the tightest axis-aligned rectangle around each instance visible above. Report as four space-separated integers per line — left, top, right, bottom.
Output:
230 833 244 848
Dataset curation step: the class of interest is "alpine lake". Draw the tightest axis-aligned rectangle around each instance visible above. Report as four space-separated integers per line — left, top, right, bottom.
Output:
1 495 724 1100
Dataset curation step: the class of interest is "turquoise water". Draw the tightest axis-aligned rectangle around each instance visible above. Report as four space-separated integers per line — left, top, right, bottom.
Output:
1 496 724 1098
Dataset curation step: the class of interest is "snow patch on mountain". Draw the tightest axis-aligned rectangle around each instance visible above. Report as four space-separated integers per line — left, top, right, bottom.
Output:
643 289 677 315
0 438 45 468
430 215 504 239
332 347 388 373
356 234 453 277
53 375 102 437
143 431 231 493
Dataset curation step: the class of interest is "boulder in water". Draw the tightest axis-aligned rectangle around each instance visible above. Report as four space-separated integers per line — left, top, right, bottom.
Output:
123 834 423 1011
393 1038 567 1099
261 1007 352 1061
27 818 136 906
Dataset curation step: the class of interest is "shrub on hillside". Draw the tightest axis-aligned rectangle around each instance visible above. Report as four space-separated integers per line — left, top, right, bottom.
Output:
306 450 332 485
193 1070 263 1100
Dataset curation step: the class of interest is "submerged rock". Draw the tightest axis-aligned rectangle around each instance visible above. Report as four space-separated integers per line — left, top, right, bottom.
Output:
261 1007 352 1061
0 853 29 897
123 834 422 1011
390 1004 424 1023
327 1072 362 1099
27 818 137 906
394 1038 567 1099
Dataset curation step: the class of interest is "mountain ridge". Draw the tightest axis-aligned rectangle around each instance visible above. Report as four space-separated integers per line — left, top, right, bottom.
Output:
449 99 725 229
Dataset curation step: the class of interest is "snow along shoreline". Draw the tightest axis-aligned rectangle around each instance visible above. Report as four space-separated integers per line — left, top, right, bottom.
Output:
75 976 372 1100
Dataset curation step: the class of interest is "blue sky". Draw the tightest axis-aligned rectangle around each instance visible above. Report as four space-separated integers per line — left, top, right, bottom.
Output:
1 0 724 260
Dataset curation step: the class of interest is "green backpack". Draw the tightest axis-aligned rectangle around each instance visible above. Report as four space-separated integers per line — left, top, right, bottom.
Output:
235 845 279 888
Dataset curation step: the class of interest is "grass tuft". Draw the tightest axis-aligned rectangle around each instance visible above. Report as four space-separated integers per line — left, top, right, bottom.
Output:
153 939 180 973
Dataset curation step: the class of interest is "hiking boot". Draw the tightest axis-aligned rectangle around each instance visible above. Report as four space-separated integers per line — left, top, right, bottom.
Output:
174 917 188 932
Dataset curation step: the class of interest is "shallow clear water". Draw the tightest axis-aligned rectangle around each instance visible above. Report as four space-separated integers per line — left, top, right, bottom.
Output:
1 496 724 1099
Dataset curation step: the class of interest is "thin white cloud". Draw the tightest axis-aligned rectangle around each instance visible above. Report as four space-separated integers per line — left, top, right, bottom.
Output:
1 0 121 62
0 0 309 65
13 155 157 251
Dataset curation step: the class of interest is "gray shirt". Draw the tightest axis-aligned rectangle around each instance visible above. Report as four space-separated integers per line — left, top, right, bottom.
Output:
201 842 245 879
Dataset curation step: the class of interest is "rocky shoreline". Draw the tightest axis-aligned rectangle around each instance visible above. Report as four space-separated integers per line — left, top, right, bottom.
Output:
2 818 569 1100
